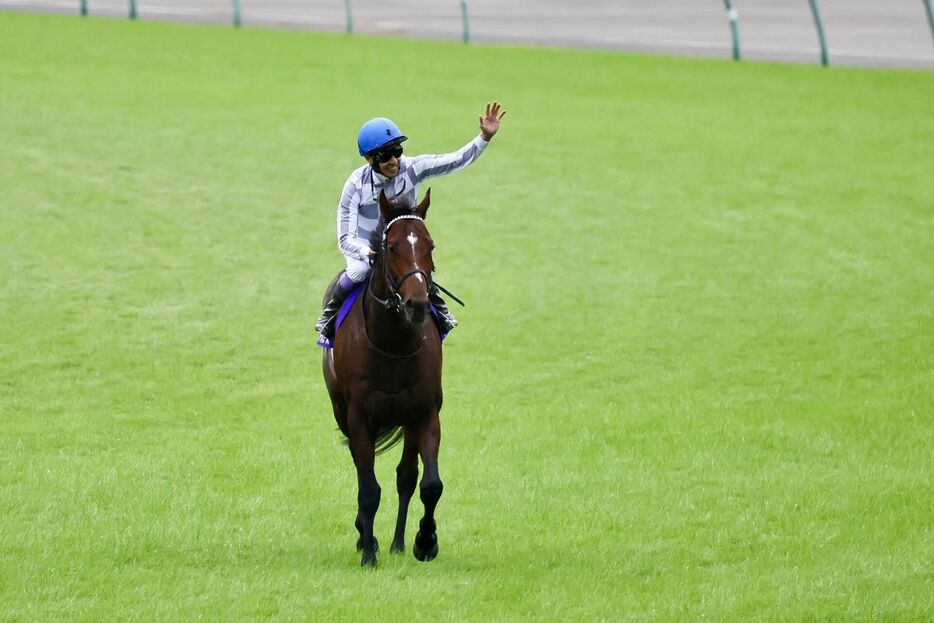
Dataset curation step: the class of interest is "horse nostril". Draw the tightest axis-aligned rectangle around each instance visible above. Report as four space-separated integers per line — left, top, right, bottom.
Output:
404 298 429 322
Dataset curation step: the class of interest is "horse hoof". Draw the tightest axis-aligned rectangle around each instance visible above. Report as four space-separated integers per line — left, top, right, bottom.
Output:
413 536 438 562
356 536 379 553
360 552 377 568
390 540 405 554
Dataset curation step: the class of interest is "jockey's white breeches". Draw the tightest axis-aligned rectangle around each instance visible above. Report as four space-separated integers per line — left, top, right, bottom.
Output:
344 256 372 284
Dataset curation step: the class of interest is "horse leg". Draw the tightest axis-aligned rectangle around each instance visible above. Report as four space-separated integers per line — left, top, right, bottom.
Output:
348 413 381 567
390 431 419 554
413 412 443 562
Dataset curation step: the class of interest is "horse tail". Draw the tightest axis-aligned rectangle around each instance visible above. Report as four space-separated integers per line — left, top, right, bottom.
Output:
374 426 405 455
340 426 405 456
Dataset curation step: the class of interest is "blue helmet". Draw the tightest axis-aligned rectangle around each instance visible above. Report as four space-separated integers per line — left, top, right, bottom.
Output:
357 117 407 156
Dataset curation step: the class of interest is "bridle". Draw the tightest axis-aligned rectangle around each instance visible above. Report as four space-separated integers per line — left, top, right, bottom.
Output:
367 214 431 314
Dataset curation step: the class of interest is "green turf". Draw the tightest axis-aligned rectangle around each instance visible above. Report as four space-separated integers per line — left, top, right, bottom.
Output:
1 11 932 621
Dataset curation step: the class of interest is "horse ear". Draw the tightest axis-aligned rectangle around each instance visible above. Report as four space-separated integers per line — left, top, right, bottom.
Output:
378 190 392 219
416 188 431 219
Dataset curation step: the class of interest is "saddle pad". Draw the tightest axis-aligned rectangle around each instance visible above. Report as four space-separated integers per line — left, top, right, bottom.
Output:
317 284 449 349
316 284 363 349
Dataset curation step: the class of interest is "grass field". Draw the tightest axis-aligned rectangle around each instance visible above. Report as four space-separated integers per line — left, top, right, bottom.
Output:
1 11 932 621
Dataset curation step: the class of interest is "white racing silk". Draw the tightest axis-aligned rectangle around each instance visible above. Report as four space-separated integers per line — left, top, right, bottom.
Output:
335 135 489 263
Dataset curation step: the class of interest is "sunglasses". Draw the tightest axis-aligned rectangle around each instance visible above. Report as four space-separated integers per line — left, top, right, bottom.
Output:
373 145 403 163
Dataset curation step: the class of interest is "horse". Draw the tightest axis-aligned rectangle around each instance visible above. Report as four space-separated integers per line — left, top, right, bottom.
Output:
322 188 446 567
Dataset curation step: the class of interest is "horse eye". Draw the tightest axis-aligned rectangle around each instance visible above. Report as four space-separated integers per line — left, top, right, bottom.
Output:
387 244 396 253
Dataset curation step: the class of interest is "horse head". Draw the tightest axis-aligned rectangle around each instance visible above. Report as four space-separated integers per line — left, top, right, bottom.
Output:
377 189 434 325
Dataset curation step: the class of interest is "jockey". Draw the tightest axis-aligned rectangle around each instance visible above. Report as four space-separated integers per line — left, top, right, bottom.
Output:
315 102 506 340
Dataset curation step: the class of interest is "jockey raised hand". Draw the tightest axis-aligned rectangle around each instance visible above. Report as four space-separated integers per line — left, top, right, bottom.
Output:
315 102 506 341
479 101 505 141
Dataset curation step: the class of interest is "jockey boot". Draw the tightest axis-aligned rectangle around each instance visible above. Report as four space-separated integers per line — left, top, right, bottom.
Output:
316 281 354 339
429 286 458 334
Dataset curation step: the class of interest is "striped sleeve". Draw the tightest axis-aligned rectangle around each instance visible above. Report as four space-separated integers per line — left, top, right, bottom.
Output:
336 175 371 260
409 135 489 183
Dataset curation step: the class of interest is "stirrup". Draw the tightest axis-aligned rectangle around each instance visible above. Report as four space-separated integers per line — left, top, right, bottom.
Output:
439 314 458 333
428 289 457 333
433 304 458 333
317 315 338 339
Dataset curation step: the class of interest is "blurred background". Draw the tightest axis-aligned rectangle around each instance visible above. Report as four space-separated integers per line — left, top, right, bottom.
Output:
2 0 933 68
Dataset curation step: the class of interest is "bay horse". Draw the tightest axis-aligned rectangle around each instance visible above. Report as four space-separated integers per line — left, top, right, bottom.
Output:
322 189 445 567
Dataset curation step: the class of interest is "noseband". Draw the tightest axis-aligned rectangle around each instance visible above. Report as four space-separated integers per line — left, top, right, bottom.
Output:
368 214 431 313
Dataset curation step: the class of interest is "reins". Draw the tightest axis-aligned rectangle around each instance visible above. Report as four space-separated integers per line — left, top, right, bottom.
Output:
367 213 429 314
361 212 430 358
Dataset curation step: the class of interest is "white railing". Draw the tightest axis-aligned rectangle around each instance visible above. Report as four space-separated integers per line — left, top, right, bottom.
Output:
2 0 932 69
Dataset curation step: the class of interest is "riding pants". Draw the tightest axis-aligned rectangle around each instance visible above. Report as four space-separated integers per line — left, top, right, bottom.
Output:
344 256 372 284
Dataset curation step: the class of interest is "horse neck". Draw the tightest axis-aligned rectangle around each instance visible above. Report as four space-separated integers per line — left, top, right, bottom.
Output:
366 257 424 355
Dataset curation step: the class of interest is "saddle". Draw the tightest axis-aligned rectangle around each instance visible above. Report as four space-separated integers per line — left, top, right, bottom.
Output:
316 282 448 349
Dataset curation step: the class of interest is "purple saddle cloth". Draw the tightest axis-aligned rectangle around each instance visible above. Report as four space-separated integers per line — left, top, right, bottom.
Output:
317 284 448 349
